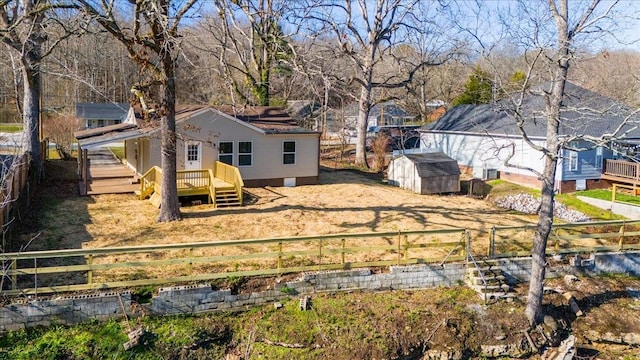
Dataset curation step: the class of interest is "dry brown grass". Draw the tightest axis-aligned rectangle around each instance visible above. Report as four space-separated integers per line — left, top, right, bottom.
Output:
27 165 540 284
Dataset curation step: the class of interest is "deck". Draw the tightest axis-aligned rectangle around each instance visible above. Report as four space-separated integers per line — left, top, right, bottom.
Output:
79 149 139 195
602 159 640 187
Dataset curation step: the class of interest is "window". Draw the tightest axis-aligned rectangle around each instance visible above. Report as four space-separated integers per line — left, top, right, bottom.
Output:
568 150 578 171
238 141 253 166
187 143 199 161
283 140 296 165
218 141 233 165
595 146 603 170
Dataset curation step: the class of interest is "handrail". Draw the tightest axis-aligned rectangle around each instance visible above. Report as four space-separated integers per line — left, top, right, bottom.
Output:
603 159 640 180
139 166 162 200
214 161 244 204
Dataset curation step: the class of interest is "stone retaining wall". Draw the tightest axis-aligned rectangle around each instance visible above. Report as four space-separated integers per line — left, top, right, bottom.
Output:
1 252 638 332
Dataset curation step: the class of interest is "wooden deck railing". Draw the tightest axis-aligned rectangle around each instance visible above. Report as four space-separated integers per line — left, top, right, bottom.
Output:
603 159 640 181
139 165 242 204
139 166 162 200
214 161 244 204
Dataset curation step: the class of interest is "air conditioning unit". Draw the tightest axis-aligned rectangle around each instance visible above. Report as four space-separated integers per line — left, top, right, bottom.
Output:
482 168 498 180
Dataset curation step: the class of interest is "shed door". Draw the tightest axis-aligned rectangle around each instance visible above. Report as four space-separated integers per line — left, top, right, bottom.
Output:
185 141 202 170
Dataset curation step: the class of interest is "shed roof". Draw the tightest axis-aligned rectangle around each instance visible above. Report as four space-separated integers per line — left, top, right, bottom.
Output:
75 103 129 121
423 82 640 140
401 152 460 177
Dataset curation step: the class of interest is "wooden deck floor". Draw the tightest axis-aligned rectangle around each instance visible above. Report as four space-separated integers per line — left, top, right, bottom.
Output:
79 149 139 195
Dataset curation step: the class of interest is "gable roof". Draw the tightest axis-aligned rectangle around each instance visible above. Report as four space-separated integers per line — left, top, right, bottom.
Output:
216 106 318 134
343 101 413 119
423 82 640 140
75 103 129 121
76 105 318 149
400 152 461 177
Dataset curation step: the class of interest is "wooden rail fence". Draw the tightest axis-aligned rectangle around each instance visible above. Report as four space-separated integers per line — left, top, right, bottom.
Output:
2 220 640 296
0 228 467 295
488 220 640 258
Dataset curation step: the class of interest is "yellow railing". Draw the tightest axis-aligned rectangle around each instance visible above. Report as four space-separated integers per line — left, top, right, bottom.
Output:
139 166 243 205
214 161 244 204
139 166 162 200
604 159 640 180
176 169 211 195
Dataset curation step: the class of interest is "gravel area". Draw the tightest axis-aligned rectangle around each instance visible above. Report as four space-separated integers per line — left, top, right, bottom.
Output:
494 193 590 222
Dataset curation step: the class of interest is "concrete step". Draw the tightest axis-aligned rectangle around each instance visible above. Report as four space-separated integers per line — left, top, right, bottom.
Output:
467 274 506 285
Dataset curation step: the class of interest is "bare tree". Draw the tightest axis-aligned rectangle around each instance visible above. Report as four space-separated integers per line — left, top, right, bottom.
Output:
480 0 632 326
77 0 199 222
43 113 81 159
0 1 79 177
198 0 295 106
303 0 456 166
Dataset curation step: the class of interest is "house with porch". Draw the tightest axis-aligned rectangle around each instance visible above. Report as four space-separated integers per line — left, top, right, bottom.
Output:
418 82 640 193
75 105 320 206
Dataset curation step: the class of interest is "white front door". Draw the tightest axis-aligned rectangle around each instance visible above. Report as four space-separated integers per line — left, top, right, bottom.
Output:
185 141 202 170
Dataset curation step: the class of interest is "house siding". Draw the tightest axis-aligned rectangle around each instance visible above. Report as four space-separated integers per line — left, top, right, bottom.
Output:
175 111 319 185
421 132 547 178
560 142 612 182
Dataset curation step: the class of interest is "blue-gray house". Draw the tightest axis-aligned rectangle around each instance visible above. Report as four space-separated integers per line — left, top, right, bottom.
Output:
419 82 640 193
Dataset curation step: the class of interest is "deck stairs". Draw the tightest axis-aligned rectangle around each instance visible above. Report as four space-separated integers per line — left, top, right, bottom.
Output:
466 260 516 301
214 188 242 207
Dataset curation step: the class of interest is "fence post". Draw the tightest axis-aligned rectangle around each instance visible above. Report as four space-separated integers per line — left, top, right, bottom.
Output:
397 231 401 265
464 230 470 261
489 227 496 258
318 236 323 271
403 235 409 263
87 255 93 285
341 238 345 268
189 248 194 276
11 259 16 291
619 221 626 250
277 242 283 274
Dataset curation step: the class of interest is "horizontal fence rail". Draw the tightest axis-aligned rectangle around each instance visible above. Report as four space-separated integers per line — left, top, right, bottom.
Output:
0 228 467 296
489 220 640 258
2 220 639 296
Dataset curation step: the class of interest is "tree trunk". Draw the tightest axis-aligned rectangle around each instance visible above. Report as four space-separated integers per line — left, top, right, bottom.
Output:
157 60 181 222
22 50 42 178
355 84 372 166
524 160 556 325
525 60 569 327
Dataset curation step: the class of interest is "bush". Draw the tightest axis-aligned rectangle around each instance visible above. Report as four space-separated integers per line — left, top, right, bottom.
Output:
43 114 82 160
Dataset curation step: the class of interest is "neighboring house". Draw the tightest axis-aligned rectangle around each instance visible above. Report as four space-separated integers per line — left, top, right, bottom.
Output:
76 105 320 188
343 101 415 131
388 152 460 194
75 102 129 129
419 82 640 193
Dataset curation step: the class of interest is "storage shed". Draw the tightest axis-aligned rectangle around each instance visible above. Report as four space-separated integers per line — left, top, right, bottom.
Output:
387 152 460 194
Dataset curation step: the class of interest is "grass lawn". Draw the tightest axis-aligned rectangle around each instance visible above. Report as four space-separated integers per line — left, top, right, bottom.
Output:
0 123 22 132
577 189 640 206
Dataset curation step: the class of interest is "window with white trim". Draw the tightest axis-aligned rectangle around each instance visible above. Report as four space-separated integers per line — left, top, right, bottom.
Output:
568 150 578 171
187 143 199 161
595 146 603 170
218 141 233 165
238 141 253 166
283 140 296 165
